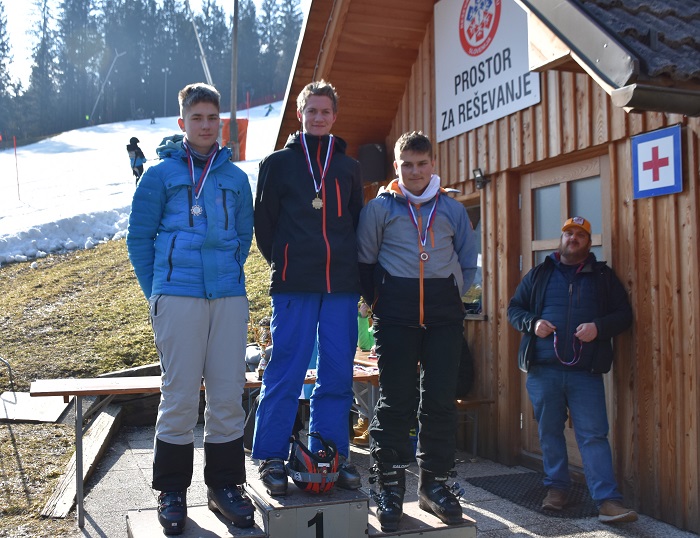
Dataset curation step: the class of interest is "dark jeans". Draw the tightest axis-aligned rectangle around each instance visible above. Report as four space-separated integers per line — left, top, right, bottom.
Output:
369 322 463 474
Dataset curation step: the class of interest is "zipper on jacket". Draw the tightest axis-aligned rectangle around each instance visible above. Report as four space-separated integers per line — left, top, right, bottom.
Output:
335 178 342 217
417 207 425 327
282 243 289 281
565 281 574 355
235 244 242 283
167 234 177 282
321 183 332 292
223 189 229 230
187 186 194 227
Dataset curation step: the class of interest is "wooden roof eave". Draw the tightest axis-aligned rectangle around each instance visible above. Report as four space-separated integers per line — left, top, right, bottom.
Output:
273 0 435 157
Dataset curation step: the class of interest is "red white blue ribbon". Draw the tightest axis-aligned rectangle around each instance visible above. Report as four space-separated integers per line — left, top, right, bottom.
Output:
406 192 440 250
300 134 335 197
184 141 218 200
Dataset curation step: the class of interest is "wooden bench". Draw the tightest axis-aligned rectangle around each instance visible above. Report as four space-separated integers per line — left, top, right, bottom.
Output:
456 398 495 457
30 367 379 528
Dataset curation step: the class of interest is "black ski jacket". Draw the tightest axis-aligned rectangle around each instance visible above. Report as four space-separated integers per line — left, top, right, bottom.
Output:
254 132 363 294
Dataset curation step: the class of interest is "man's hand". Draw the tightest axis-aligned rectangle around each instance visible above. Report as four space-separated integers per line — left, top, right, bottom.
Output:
534 319 556 338
574 322 598 342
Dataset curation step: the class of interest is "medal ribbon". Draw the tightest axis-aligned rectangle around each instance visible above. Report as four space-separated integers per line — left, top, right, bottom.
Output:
406 192 440 250
184 141 218 199
300 134 335 196
553 331 583 366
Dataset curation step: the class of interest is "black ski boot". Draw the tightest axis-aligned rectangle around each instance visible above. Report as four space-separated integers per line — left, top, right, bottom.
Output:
417 469 464 525
368 461 408 532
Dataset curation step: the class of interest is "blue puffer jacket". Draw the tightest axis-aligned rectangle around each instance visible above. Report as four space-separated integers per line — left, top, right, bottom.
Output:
507 252 632 373
126 138 254 300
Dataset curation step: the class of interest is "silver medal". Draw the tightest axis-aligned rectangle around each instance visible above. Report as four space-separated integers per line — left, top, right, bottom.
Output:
312 197 323 210
191 204 203 216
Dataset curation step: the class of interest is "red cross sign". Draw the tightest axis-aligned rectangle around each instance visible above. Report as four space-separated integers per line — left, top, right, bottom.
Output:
632 124 682 199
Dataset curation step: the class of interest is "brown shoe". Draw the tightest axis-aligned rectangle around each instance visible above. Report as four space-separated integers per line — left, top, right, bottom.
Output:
353 416 369 436
598 500 638 523
541 488 568 510
352 429 369 447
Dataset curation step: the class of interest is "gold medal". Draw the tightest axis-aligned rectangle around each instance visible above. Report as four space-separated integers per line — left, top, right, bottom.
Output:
301 133 335 212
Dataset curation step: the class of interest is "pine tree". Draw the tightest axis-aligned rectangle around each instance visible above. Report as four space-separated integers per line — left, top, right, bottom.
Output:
3 0 306 141
0 1 13 139
257 0 279 100
56 0 102 130
151 0 200 117
99 0 152 122
0 1 11 96
24 0 59 137
236 0 261 107
275 0 301 95
194 0 231 102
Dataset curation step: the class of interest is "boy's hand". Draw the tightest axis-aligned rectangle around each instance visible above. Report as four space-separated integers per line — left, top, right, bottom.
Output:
359 303 371 318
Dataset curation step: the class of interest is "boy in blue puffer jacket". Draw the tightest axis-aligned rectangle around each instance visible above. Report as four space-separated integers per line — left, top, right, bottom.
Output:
126 83 255 535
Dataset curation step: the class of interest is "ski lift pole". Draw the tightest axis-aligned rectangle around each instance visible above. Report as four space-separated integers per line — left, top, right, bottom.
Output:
184 0 214 86
89 49 127 124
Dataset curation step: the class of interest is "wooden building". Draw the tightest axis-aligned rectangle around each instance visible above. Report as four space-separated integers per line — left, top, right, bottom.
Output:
271 0 700 531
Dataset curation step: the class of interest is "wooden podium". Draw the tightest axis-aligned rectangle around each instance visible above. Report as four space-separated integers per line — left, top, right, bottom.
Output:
246 478 369 538
126 473 477 537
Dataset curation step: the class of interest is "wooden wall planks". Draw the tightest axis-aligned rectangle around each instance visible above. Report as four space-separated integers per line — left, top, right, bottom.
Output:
379 16 700 533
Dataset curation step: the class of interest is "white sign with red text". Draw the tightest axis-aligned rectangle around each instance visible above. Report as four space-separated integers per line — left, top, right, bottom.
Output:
434 0 540 142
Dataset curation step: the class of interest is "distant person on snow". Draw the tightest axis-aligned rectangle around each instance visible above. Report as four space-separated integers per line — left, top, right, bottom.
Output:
126 83 255 535
126 136 147 185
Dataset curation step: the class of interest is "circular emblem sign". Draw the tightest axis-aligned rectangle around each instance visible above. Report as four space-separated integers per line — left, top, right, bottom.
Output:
459 0 502 57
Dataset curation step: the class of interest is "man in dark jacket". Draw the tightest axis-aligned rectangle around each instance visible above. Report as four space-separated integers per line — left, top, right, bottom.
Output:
252 80 364 496
126 136 147 184
508 216 637 523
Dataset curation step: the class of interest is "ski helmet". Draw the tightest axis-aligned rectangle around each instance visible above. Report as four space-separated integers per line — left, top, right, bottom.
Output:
286 432 339 494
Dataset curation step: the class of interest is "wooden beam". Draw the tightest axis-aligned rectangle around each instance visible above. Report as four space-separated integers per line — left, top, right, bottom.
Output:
41 404 123 518
314 0 351 81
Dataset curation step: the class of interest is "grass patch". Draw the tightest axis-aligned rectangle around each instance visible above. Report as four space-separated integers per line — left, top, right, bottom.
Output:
0 238 272 535
0 239 272 391
0 423 76 537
